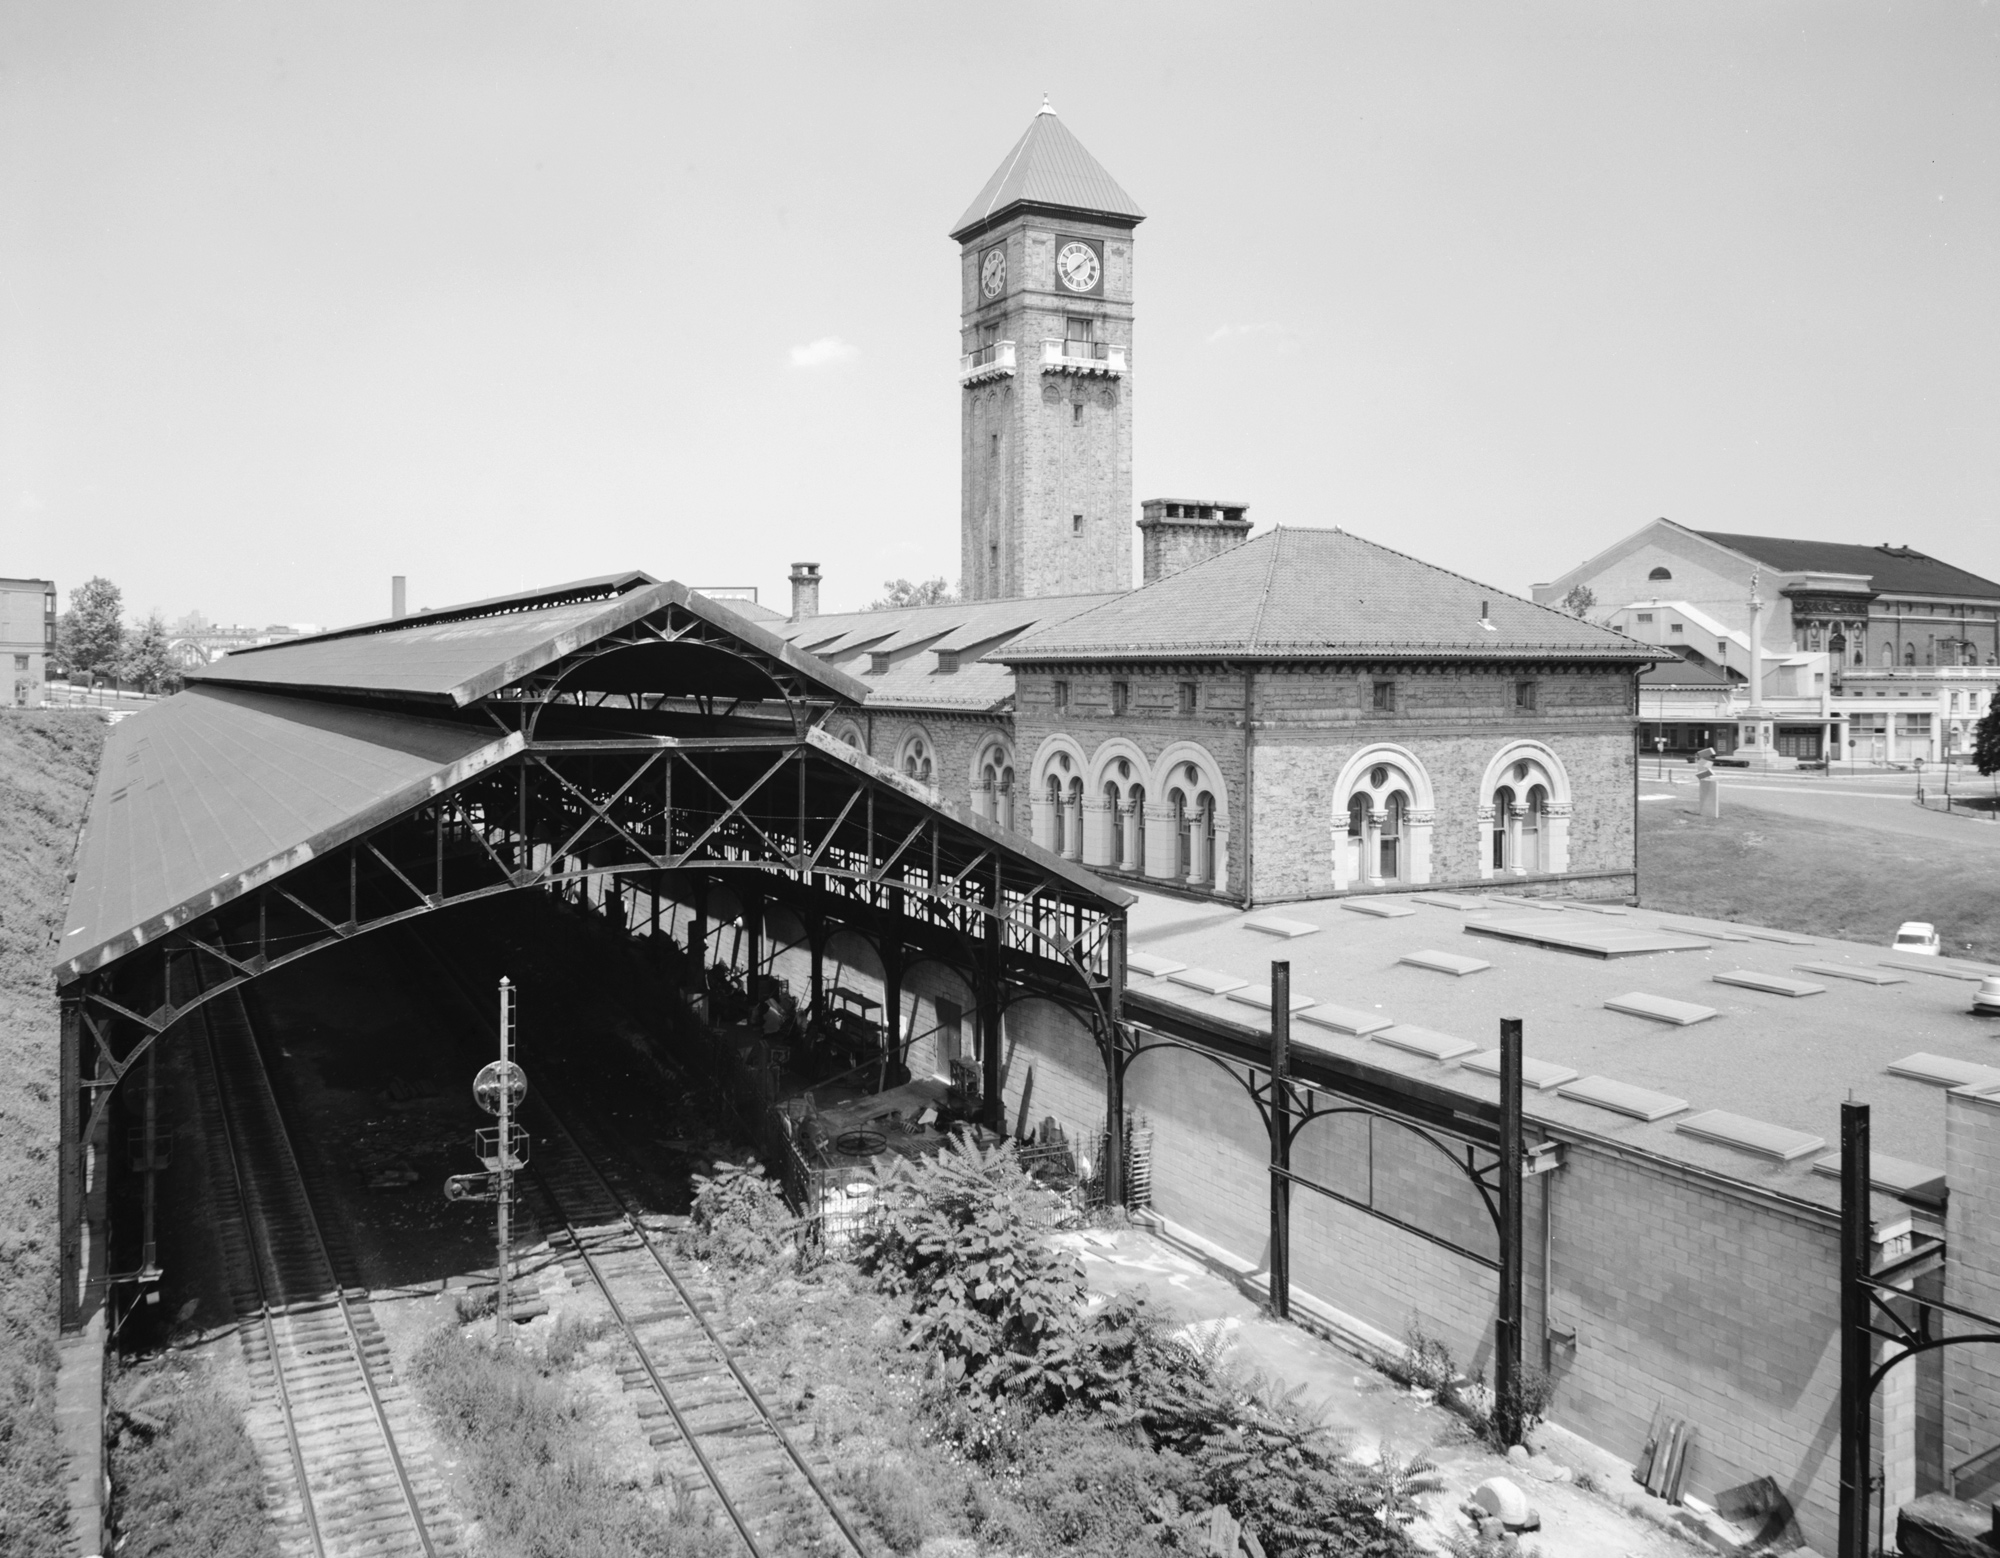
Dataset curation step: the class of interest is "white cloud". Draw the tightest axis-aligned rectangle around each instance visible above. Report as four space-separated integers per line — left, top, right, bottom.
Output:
789 336 858 368
1206 322 1282 344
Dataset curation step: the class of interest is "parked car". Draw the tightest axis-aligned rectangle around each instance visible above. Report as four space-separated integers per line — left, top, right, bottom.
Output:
1893 922 1941 957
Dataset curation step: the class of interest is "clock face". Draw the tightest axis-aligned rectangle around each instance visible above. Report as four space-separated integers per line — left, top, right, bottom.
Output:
980 247 1006 299
1056 240 1101 293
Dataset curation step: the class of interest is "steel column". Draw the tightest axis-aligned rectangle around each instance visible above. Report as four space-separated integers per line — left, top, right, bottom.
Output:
1496 1016 1525 1445
980 903 1004 1131
1269 960 1292 1319
1104 913 1127 1207
1838 1101 1871 1558
59 991 82 1330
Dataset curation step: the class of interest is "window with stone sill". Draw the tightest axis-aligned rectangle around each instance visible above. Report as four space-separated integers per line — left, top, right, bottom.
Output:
1053 680 1069 711
1371 680 1396 713
1177 681 1197 714
1111 680 1129 716
1515 680 1538 711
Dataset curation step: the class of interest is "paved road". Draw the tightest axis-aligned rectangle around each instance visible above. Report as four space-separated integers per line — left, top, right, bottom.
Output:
1639 767 2000 847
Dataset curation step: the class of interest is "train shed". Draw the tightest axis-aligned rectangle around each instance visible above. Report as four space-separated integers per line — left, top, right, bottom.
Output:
54 570 1135 1334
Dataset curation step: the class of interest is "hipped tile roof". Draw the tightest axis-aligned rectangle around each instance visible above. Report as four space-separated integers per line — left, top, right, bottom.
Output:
998 527 1655 664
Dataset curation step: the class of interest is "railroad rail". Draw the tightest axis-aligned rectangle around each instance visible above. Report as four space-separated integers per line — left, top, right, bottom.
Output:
523 1097 868 1558
404 926 866 1558
194 965 459 1558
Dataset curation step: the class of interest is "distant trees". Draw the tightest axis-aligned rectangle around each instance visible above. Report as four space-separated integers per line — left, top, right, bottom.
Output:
122 613 183 696
1560 584 1598 620
1974 700 2000 779
54 577 127 685
866 577 959 611
51 579 185 695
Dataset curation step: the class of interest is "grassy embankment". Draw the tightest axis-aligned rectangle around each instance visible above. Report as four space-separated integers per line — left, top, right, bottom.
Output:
1639 793 2000 963
0 710 105 1556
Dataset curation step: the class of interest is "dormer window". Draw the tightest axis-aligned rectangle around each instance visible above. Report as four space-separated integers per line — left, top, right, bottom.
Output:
936 649 959 674
869 651 891 675
1648 566 1673 581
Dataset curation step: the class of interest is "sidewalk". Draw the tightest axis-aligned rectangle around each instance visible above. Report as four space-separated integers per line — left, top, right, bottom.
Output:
1054 1223 1725 1557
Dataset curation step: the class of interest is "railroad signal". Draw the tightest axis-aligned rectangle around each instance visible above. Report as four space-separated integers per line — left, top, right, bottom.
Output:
442 976 526 1344
474 1059 527 1116
444 1172 496 1203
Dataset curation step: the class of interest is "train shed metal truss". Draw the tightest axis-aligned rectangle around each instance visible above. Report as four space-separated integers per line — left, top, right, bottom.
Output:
56 573 1133 1328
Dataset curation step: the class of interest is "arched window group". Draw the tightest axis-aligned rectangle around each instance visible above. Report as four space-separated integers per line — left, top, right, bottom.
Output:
1337 756 1426 889
1331 743 1569 891
1480 749 1568 880
1165 762 1218 886
900 732 934 784
975 750 1015 831
1029 741 1227 890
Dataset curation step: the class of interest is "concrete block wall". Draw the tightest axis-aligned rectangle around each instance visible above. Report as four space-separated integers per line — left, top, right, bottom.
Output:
1547 1142 1844 1550
1946 1086 2000 1493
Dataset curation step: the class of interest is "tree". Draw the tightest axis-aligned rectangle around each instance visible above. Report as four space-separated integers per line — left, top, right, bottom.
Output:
121 612 183 696
1560 584 1597 620
55 576 127 684
1974 700 2000 780
867 576 958 611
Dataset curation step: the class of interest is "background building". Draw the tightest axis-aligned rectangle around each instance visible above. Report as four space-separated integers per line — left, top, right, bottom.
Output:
1 575 57 706
1541 519 2000 764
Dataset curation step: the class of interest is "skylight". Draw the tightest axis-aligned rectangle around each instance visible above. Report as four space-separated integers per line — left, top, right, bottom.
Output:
1711 971 1826 999
1342 899 1416 919
1604 992 1718 1026
1675 1110 1825 1162
1370 1026 1478 1062
1297 1003 1393 1037
1399 950 1491 977
1557 1076 1690 1122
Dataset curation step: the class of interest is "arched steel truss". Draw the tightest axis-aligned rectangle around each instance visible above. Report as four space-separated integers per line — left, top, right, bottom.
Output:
1117 1015 1507 1271
59 730 1127 1326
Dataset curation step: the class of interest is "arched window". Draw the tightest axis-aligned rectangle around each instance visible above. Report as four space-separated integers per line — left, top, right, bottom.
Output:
1492 784 1515 871
902 734 933 783
1194 792 1216 884
1047 774 1064 854
1882 643 1894 667
1103 781 1124 866
1128 783 1146 871
1904 644 1917 667
1380 791 1406 881
1648 566 1673 581
1347 794 1368 840
1523 784 1548 873
1170 790 1189 878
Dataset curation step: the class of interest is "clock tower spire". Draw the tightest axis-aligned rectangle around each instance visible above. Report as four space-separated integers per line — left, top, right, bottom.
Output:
953 105 1144 600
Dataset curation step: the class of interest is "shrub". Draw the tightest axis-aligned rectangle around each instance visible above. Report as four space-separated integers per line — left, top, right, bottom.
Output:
412 1322 730 1558
1373 1317 1457 1396
686 1161 794 1269
856 1135 1087 1404
106 1364 273 1558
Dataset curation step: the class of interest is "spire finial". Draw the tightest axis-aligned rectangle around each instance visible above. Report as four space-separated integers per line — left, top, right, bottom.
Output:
1038 93 1056 116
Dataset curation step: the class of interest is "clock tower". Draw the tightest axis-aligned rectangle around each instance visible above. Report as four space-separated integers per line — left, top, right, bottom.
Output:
953 100 1144 600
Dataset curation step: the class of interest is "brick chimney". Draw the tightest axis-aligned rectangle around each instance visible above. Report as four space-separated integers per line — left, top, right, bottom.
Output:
1136 500 1252 584
789 562 822 621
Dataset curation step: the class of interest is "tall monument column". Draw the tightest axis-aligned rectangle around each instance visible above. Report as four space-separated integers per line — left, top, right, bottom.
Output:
953 100 1144 600
1737 574 1779 764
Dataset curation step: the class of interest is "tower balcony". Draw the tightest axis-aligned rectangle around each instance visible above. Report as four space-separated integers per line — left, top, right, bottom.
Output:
960 339 1016 384
1041 338 1126 376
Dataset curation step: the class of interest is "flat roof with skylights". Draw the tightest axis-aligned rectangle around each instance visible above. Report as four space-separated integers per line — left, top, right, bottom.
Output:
1122 888 2000 1215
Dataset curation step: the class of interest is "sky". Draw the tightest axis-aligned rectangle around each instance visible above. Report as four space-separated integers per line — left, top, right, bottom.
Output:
3 2 1996 627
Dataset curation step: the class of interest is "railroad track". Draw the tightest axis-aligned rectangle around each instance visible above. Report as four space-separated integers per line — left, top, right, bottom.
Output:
193 967 460 1558
404 926 867 1557
522 1101 868 1558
